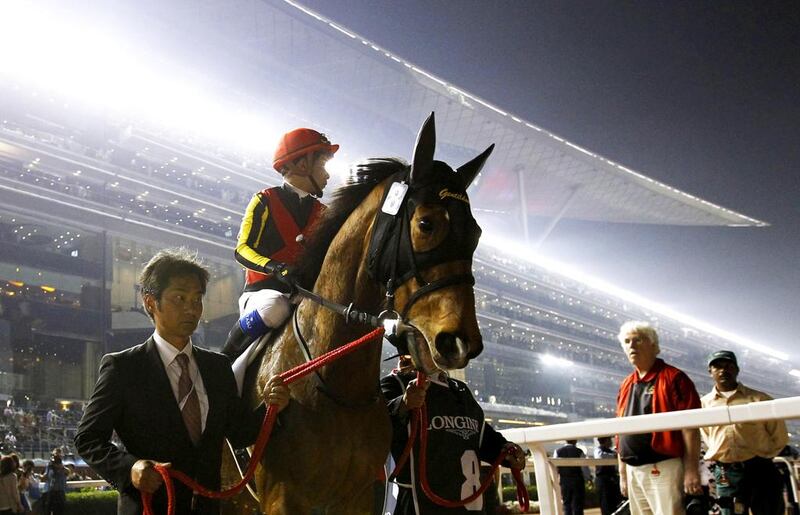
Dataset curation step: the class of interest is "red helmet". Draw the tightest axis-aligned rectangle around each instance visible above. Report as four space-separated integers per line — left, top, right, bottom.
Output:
272 128 339 173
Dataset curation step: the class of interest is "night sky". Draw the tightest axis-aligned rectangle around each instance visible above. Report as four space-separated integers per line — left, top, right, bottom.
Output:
299 1 800 357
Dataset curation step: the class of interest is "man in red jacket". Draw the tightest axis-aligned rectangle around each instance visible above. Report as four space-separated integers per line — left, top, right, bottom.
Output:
615 321 702 514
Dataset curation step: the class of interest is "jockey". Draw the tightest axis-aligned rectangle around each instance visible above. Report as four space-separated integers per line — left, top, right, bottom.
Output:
222 128 338 364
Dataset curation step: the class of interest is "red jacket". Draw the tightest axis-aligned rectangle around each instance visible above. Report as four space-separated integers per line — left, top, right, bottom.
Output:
616 359 701 458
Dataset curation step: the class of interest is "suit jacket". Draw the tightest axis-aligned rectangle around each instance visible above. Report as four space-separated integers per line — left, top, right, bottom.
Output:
75 338 266 515
554 444 587 480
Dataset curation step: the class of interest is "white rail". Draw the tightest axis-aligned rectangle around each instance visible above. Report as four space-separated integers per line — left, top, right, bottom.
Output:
66 479 108 489
499 396 800 514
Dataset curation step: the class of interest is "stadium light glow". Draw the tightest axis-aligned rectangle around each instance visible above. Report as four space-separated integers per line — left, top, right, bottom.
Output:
0 1 282 154
541 354 573 368
480 234 790 362
325 155 352 182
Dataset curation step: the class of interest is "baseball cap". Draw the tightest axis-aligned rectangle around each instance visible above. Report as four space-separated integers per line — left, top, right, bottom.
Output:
707 350 737 368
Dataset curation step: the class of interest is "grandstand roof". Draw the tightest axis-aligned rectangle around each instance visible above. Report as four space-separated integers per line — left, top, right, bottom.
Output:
150 0 766 228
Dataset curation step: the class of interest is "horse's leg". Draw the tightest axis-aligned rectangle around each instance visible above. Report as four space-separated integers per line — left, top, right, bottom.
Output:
326 481 383 515
260 482 314 515
220 494 260 515
219 441 261 515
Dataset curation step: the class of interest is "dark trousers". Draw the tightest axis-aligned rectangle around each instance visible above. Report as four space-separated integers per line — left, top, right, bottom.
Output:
714 457 784 515
43 490 65 515
560 476 585 515
596 474 622 515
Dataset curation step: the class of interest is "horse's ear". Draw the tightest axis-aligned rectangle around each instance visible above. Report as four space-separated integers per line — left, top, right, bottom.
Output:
410 112 436 185
457 144 494 189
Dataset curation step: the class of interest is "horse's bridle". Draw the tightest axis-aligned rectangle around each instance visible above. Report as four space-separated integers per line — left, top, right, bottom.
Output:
295 169 480 356
367 169 480 325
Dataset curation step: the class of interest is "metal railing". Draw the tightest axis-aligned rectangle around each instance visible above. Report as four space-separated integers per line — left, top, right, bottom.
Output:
499 396 800 514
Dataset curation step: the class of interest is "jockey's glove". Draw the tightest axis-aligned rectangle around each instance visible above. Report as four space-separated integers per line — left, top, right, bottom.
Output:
265 261 297 291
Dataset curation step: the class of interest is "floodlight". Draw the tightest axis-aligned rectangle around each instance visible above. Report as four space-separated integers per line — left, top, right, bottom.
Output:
480 234 789 361
0 1 282 154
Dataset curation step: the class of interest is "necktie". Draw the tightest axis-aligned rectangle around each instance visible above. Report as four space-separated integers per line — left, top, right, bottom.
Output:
175 353 202 445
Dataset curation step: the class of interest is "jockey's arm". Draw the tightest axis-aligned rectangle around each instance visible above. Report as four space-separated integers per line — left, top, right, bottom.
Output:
234 192 277 274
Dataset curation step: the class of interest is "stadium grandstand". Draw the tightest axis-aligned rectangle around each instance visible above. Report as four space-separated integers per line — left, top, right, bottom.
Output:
0 0 796 464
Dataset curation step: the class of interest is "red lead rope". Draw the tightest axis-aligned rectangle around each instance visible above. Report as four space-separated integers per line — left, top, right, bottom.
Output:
391 371 530 513
141 327 386 515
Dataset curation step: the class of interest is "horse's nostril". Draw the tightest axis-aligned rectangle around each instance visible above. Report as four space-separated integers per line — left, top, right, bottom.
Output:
467 338 483 359
435 333 467 361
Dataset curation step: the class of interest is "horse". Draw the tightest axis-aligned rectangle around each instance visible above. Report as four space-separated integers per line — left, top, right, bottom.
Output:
240 113 493 514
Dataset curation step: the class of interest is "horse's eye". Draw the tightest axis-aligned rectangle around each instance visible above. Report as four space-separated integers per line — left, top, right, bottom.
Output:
418 218 434 234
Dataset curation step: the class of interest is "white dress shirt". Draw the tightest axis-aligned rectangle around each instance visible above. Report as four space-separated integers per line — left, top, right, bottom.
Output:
153 331 209 432
283 180 310 198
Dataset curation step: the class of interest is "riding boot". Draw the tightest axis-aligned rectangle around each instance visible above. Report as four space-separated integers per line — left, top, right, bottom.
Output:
222 323 256 362
222 308 272 362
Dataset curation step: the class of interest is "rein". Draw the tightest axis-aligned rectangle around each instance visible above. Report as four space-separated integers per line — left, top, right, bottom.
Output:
294 285 380 327
291 305 380 409
141 327 386 515
389 371 531 513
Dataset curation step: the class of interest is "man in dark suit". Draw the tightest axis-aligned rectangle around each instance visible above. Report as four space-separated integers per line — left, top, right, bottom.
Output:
594 436 622 515
75 248 290 515
554 440 589 515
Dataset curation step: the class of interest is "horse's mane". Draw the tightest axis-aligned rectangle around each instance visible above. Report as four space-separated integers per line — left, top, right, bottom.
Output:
295 158 408 287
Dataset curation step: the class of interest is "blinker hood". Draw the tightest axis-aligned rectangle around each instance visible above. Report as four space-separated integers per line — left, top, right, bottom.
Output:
365 112 492 303
366 164 481 287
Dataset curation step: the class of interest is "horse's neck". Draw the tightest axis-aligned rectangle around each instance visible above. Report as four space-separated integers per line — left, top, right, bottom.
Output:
301 185 385 401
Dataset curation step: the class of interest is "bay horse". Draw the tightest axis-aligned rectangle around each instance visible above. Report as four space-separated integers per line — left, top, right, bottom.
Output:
241 113 493 514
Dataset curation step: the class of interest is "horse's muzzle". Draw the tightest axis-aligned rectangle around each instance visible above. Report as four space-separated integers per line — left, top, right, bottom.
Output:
434 332 470 369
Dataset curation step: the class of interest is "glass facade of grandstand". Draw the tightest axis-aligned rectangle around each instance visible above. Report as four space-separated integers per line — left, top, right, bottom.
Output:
1 85 797 460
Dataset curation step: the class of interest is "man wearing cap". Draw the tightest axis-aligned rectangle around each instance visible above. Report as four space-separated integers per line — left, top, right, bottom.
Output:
221 128 338 371
615 321 703 514
700 350 787 515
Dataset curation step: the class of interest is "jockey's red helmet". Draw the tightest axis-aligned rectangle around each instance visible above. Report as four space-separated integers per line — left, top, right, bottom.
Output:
272 128 339 174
